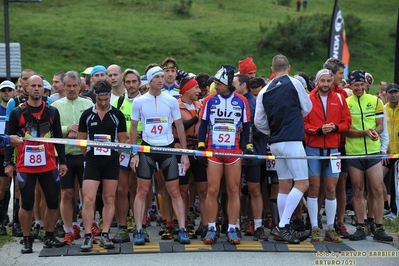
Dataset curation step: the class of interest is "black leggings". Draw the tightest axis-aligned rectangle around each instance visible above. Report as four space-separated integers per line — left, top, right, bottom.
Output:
17 169 60 211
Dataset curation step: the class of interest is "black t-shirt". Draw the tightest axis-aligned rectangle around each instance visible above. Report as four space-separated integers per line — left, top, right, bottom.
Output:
78 105 126 158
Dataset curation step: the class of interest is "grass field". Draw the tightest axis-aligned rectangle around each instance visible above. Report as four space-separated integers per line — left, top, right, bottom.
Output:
0 0 397 94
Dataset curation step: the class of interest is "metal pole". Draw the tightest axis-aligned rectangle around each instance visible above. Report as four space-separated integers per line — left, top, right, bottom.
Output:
4 0 11 80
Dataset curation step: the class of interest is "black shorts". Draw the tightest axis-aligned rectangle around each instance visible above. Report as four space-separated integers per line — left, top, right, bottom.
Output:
60 155 85 189
17 169 60 211
136 142 179 182
347 156 381 171
179 156 207 185
245 164 261 183
84 155 120 181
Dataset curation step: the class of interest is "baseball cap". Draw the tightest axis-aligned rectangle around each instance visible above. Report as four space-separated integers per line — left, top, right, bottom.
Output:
0 80 16 90
80 67 93 77
43 80 52 91
386 83 399 93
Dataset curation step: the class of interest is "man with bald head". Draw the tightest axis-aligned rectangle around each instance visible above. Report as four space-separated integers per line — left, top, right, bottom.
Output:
5 75 68 253
107 64 126 103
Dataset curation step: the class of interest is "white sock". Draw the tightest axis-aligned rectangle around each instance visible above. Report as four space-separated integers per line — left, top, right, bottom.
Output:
228 224 236 232
277 193 288 222
325 198 337 229
279 188 303 228
35 220 41 226
64 226 73 233
307 197 318 229
208 222 216 230
254 219 262 230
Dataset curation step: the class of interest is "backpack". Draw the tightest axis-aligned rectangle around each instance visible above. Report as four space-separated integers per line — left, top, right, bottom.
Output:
15 101 56 137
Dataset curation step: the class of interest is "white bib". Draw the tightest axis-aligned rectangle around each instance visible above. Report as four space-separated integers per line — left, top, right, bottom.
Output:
24 145 46 166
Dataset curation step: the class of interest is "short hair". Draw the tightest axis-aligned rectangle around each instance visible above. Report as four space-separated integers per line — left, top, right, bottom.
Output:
93 79 112 94
272 54 289 72
195 72 210 89
21 69 36 78
235 74 250 91
161 57 179 70
54 71 66 81
323 58 345 74
63 71 81 87
123 68 140 83
144 63 159 75
250 77 266 89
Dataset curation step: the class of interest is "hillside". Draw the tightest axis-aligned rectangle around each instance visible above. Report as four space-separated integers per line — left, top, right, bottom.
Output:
0 0 397 94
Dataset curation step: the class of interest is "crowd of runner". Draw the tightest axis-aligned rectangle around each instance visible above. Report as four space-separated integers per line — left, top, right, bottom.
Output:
0 54 397 254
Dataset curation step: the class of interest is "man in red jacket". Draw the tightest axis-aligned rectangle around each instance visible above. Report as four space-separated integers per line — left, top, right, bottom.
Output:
304 69 352 243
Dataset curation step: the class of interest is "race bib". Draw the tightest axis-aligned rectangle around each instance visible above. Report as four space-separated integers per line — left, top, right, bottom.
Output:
0 116 5 134
212 125 235 147
24 145 46 166
119 151 131 167
330 152 341 174
93 134 111 156
266 159 277 171
145 117 168 137
178 163 186 177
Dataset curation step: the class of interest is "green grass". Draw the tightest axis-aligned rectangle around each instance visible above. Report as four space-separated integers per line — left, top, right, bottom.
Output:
0 229 15 249
0 0 397 95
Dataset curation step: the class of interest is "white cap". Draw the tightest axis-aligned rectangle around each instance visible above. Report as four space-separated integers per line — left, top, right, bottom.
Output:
43 80 52 91
0 80 16 90
80 67 93 77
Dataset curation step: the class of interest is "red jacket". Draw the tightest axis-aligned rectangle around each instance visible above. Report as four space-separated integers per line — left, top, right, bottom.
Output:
304 88 352 149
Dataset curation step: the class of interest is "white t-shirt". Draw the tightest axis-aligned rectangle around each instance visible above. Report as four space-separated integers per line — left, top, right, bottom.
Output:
131 92 181 146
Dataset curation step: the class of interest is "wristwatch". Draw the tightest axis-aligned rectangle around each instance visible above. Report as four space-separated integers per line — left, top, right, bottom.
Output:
3 161 12 167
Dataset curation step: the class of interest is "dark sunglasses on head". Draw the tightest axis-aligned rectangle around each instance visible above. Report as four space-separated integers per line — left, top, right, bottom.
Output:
1 88 13 93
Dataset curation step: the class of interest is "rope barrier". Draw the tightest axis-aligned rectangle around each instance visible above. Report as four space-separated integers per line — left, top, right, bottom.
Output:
25 137 398 160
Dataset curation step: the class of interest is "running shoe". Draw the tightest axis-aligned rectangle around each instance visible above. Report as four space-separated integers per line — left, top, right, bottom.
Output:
291 217 306 232
54 221 65 238
253 227 268 241
349 225 367 241
100 233 115 249
271 225 300 244
158 223 166 236
187 226 197 239
12 223 23 237
21 236 33 254
188 211 197 226
311 228 324 242
324 228 342 243
32 222 40 239
143 228 150 242
263 212 274 229
335 222 349 239
62 232 75 245
112 228 130 243
227 228 241 245
176 228 191 244
73 224 81 240
0 223 6 236
161 226 175 240
373 226 393 242
203 226 217 244
43 236 64 248
80 234 93 252
240 218 249 232
127 215 135 233
133 229 145 245
195 221 203 236
245 220 255 236
91 221 102 236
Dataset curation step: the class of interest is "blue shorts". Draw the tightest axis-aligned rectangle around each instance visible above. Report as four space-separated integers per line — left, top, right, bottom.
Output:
306 146 339 178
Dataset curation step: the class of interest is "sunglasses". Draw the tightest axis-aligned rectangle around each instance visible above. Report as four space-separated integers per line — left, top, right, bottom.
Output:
0 88 13 93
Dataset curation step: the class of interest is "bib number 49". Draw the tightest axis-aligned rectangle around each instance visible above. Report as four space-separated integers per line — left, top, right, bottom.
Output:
150 125 163 134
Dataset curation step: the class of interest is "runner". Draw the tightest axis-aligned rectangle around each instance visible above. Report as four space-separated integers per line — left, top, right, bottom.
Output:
78 79 127 252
